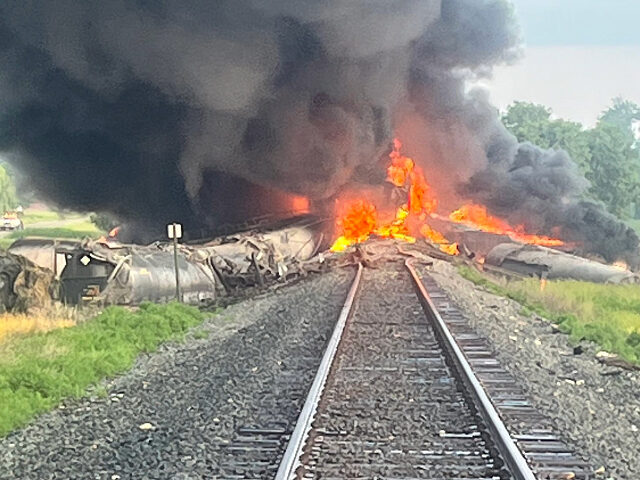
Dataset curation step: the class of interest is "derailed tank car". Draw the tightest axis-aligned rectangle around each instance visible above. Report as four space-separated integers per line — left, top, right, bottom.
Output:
485 243 638 284
60 245 217 305
58 217 328 306
8 237 81 277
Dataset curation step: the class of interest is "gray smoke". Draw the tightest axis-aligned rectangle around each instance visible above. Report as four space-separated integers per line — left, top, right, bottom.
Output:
0 0 636 259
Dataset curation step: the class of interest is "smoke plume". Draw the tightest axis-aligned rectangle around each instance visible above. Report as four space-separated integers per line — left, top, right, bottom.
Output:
0 0 636 259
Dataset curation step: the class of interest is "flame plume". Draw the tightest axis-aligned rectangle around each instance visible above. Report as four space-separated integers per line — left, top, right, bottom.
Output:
331 139 457 254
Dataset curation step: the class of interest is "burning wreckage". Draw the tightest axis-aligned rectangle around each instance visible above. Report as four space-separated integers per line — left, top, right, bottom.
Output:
2 0 640 312
2 214 637 314
0 218 327 311
2 139 639 312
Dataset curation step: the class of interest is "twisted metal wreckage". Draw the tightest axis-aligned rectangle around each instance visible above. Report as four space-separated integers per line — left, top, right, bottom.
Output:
1 217 638 313
1 219 327 311
0 249 57 313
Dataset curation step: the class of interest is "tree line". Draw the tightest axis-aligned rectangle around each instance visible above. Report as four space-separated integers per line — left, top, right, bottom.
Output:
502 98 640 219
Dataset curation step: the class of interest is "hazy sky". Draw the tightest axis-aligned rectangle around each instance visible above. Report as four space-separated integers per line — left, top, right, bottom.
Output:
481 0 640 126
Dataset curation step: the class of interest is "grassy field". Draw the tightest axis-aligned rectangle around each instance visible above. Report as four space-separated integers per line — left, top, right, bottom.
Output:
459 266 640 365
0 303 205 435
0 220 102 249
21 210 62 225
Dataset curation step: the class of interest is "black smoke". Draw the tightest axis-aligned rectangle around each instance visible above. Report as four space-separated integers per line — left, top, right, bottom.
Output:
0 1 636 259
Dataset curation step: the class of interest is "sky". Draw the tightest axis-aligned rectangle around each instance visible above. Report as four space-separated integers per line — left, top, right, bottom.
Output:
481 0 640 126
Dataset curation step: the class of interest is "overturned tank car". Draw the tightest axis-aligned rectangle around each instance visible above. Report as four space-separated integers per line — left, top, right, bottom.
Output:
58 218 328 306
59 244 217 305
485 243 638 284
8 237 81 277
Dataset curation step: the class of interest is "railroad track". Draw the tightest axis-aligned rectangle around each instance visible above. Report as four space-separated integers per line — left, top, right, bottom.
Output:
275 261 592 480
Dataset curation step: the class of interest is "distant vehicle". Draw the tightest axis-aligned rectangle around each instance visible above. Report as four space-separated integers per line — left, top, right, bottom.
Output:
1 212 24 231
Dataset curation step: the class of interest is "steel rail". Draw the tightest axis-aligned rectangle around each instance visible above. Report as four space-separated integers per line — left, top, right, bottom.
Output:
405 259 537 480
274 263 363 480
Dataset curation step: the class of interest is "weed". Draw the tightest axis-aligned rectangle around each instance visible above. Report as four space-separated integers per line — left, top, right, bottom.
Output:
92 386 109 399
193 329 209 340
458 266 640 365
0 302 205 435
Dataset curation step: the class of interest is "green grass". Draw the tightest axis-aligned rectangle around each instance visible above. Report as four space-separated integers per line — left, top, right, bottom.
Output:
0 221 102 249
458 266 640 365
21 210 62 225
0 302 205 435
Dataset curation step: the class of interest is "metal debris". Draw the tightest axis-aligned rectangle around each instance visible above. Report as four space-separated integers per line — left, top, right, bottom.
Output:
485 243 638 284
0 250 57 313
56 220 328 306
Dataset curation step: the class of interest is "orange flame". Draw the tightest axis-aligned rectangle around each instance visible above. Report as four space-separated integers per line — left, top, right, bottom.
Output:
387 138 414 187
290 196 310 214
330 139 567 255
330 200 377 252
108 226 120 238
449 204 564 247
388 139 437 215
331 140 457 254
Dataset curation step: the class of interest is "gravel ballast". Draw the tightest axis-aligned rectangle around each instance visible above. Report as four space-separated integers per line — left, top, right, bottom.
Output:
303 266 505 479
0 269 354 480
423 259 640 480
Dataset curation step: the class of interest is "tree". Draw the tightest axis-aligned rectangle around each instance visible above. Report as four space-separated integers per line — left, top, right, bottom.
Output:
586 122 639 218
0 165 18 213
502 100 640 219
598 97 640 144
0 160 36 207
597 99 640 217
501 101 590 171
90 212 118 231
502 101 553 146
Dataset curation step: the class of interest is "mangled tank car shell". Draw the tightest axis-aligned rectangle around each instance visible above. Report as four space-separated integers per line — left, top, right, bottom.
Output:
60 246 216 305
485 243 637 284
59 220 326 306
107 251 217 305
8 237 80 277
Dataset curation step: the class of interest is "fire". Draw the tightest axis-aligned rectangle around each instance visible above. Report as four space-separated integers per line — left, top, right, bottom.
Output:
333 199 378 251
387 138 414 187
449 204 564 247
97 225 121 245
330 201 417 253
290 195 310 214
440 243 460 256
376 206 416 244
331 140 457 254
108 226 120 238
540 277 547 292
612 260 629 271
388 139 437 215
330 139 567 255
